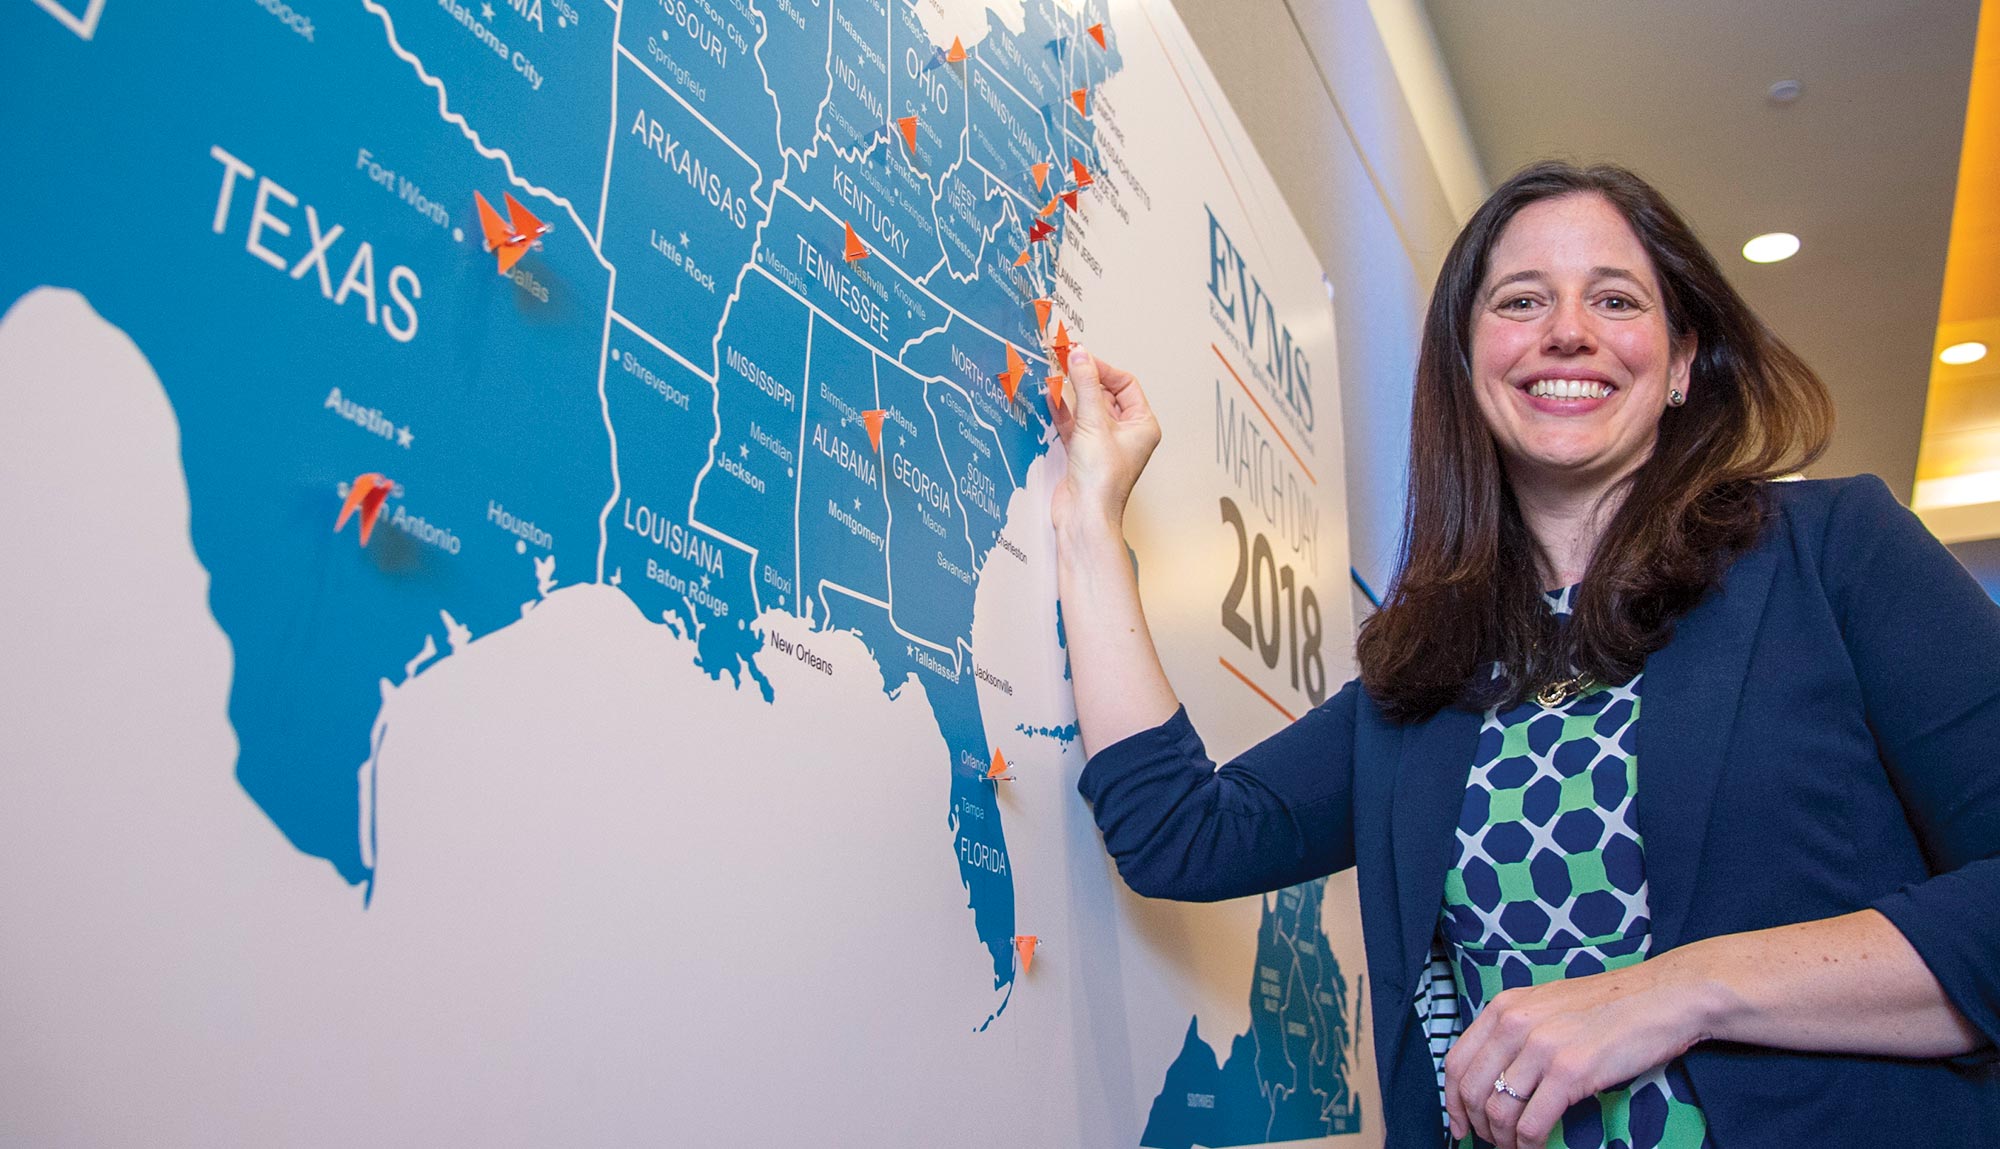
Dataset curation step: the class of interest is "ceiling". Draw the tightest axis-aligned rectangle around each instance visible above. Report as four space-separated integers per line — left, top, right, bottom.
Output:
1424 0 1983 504
1915 3 2000 542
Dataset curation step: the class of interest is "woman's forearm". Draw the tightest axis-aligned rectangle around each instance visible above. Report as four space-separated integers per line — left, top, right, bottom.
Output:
1665 908 1984 1059
1055 508 1180 758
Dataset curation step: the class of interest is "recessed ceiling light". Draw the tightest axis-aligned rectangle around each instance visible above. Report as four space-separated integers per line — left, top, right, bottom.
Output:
1742 232 1801 263
1940 341 1989 366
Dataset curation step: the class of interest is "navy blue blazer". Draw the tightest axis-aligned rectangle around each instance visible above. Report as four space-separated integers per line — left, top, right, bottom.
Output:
1079 476 2000 1146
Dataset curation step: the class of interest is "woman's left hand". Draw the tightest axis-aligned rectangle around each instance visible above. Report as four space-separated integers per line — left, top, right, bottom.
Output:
1442 958 1709 1149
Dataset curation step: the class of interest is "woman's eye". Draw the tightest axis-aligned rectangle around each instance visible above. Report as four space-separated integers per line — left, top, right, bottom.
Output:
1598 294 1636 312
1499 296 1540 312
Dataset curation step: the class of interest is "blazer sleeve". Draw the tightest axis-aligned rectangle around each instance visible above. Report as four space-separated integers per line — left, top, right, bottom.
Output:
1823 475 2000 1049
1075 679 1361 902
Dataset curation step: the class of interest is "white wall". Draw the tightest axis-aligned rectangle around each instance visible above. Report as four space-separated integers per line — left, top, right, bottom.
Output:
1171 0 1484 616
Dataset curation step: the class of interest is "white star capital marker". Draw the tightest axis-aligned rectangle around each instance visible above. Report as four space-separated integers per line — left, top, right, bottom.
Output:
396 425 413 448
480 1 493 17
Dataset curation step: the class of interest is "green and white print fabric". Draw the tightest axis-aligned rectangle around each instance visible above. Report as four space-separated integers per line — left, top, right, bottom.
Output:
1428 586 1711 1149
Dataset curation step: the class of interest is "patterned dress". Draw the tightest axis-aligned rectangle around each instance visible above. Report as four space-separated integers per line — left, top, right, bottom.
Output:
1421 587 1711 1149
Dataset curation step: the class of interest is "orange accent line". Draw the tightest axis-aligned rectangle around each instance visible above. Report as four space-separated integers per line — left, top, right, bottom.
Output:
1218 656 1297 723
1212 344 1316 485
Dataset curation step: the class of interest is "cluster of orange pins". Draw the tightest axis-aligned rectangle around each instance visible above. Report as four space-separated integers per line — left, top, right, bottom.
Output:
986 747 1041 976
1014 155 1097 270
843 23 1109 982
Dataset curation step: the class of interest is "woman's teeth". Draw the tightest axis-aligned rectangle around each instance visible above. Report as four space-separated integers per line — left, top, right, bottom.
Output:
1527 379 1612 400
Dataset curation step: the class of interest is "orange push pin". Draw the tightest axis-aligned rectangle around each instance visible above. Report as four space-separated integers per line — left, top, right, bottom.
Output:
861 409 886 453
1038 197 1061 218
844 221 870 262
1061 190 1079 212
946 36 967 63
1030 161 1051 192
1046 372 1066 413
1050 320 1072 363
987 748 1014 781
1071 89 1088 116
1013 249 1032 266
897 115 919 154
1087 23 1106 49
336 473 394 546
1070 157 1094 189
474 191 551 274
996 343 1026 403
1031 298 1052 332
1015 934 1039 974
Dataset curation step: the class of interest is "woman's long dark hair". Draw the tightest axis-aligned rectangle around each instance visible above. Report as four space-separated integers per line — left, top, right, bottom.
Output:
1356 162 1833 722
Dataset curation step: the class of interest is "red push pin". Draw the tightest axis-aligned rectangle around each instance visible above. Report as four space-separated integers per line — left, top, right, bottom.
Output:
335 473 393 546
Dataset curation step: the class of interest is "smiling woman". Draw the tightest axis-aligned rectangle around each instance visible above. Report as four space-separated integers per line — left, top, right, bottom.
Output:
1359 164 1833 722
1058 161 2000 1149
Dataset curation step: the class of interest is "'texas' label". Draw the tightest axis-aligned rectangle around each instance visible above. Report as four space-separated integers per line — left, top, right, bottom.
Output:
208 144 422 343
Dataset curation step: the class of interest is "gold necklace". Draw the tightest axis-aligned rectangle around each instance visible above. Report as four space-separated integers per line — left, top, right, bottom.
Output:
1533 673 1594 708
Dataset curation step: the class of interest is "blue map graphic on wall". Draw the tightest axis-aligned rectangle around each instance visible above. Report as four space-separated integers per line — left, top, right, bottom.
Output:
2 0 1119 995
6 0 1362 1139
1142 878 1362 1147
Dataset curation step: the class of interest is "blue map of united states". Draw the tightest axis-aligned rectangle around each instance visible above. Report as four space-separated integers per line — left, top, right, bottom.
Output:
2 0 1120 994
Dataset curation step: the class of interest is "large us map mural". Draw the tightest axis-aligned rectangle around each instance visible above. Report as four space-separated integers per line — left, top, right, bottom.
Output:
2 0 1370 1143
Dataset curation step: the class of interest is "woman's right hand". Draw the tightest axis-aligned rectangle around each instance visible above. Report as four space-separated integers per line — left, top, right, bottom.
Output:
1051 345 1162 534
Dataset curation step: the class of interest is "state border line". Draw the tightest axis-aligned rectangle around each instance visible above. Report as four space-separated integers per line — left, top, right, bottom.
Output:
595 0 624 247
971 46 1061 170
740 259 1022 489
774 182 1053 373
818 581 961 664
361 0 611 271
611 310 714 383
615 42 770 203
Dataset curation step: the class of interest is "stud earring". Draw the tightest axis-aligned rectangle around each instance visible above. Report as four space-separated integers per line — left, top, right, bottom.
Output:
1668 388 1686 407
